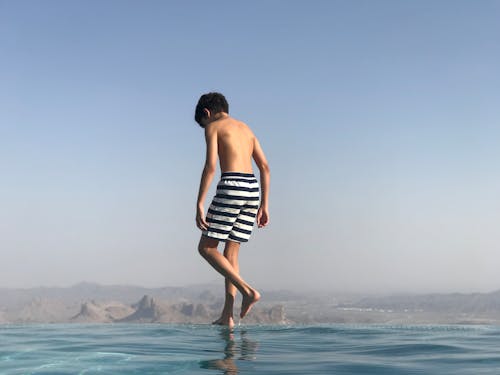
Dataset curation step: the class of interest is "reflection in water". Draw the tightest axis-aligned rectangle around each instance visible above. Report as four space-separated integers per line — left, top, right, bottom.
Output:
200 328 259 374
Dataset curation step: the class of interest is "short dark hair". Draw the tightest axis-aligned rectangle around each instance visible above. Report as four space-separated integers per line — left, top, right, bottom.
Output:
194 92 229 127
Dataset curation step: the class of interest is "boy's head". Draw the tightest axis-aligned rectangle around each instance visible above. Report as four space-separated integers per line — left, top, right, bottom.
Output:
195 92 229 128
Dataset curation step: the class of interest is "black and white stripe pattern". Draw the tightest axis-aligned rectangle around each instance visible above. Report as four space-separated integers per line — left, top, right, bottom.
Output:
204 172 259 243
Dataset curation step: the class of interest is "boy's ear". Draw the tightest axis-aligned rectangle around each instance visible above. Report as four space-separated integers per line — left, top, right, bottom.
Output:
203 108 211 119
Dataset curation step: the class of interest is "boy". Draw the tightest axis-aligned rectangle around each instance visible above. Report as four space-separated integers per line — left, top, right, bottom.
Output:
195 92 270 328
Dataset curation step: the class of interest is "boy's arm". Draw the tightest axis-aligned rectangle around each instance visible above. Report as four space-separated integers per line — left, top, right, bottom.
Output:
252 136 270 228
196 125 218 230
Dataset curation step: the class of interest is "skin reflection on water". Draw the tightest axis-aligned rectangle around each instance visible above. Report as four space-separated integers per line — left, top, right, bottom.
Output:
200 328 259 374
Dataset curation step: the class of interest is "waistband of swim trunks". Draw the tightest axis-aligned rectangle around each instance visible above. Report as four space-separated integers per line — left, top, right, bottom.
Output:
221 172 255 179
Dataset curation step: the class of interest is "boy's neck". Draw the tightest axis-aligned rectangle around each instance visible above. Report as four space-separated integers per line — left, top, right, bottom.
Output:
207 112 229 124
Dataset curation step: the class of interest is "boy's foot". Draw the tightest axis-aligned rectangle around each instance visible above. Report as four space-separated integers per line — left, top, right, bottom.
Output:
212 316 235 328
240 289 261 319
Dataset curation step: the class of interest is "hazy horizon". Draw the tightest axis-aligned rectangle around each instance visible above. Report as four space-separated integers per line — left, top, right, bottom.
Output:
2 1 500 294
3 276 500 297
3 279 500 296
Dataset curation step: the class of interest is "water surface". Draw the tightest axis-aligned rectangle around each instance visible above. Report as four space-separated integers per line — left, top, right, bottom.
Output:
1 324 500 374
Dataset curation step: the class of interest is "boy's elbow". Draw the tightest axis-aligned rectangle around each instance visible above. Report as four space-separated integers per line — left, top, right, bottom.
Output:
203 164 216 175
259 163 270 176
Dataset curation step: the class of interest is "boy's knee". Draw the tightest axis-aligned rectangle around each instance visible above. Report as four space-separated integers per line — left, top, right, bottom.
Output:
198 236 218 257
198 241 214 258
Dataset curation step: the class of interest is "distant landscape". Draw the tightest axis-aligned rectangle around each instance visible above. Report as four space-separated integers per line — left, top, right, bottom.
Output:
1 282 500 325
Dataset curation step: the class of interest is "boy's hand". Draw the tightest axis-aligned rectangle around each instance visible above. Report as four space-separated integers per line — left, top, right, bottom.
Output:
256 207 269 228
196 207 208 231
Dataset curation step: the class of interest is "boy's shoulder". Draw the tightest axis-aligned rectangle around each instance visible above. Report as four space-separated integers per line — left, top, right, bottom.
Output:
207 116 253 134
230 117 254 133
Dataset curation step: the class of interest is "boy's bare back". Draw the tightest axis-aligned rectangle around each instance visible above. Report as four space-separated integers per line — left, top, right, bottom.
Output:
205 116 267 175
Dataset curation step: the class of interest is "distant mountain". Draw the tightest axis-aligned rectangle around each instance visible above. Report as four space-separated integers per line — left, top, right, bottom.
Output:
14 298 77 323
118 295 164 323
116 295 287 324
0 284 289 324
72 301 110 323
71 300 134 323
2 282 500 325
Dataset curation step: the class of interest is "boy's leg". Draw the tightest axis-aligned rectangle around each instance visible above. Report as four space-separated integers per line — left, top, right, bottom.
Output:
213 241 240 325
223 240 240 310
198 235 260 319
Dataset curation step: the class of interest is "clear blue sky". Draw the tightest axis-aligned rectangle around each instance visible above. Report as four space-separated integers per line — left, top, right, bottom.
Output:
1 0 499 293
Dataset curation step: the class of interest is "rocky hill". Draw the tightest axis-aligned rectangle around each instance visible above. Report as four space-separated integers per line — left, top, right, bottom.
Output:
0 289 288 324
2 283 500 325
71 300 134 323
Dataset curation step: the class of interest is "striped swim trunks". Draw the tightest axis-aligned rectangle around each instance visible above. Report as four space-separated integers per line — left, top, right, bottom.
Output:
203 172 260 243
